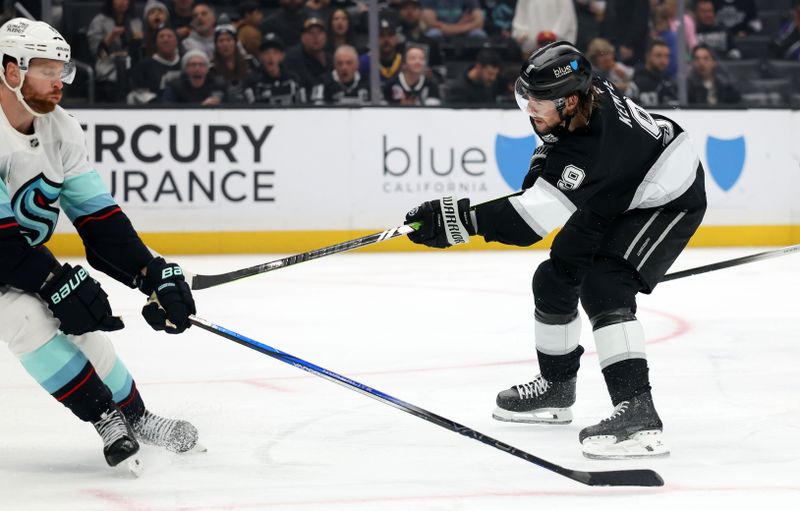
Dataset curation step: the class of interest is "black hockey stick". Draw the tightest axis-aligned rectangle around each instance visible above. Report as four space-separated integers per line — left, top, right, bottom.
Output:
189 315 664 487
662 243 800 283
187 192 524 291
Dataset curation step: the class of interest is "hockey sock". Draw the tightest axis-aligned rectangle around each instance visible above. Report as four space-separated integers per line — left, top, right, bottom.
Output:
538 345 585 382
602 358 652 406
101 357 146 423
19 333 115 422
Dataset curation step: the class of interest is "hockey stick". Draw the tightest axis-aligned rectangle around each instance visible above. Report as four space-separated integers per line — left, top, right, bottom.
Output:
189 315 663 487
188 192 523 291
661 243 800 283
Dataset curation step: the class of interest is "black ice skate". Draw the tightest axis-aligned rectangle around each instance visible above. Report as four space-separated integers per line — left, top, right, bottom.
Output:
131 410 202 453
493 375 576 424
579 391 669 459
93 407 141 469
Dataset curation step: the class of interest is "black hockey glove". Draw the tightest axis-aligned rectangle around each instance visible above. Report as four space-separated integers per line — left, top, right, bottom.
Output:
137 257 196 334
38 264 124 336
404 196 475 249
522 144 551 189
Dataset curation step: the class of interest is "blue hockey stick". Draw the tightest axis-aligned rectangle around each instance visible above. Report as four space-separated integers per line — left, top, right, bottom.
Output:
189 315 663 487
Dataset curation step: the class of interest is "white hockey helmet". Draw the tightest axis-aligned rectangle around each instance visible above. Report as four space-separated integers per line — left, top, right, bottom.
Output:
0 18 75 116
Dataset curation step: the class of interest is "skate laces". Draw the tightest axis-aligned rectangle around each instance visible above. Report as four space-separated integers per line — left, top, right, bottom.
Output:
133 410 179 445
601 401 629 423
94 409 129 447
516 376 550 399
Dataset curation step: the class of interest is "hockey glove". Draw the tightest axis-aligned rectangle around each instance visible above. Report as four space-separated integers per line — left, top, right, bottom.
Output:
137 257 196 334
405 196 475 249
38 264 124 336
522 144 551 189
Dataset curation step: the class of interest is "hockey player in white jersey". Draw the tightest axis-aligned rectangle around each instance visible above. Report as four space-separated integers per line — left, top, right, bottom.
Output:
0 19 199 470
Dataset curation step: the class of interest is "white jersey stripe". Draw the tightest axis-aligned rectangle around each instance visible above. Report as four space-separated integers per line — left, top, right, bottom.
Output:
509 178 577 239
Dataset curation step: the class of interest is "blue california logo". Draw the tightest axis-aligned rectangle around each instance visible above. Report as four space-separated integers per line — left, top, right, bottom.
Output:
495 134 538 190
570 60 578 70
706 135 745 191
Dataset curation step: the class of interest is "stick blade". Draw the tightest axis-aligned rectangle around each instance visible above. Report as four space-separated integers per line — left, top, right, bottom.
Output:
581 469 664 487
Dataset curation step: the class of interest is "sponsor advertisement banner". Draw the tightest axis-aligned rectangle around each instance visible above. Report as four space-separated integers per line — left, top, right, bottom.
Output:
61 108 800 236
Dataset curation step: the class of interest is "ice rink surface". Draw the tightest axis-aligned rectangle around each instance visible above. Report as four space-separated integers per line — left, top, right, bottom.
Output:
2 248 799 510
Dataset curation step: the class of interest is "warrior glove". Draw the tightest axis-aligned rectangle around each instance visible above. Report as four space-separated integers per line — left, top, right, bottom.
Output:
522 144 551 190
137 257 196 334
405 196 476 249
38 264 124 335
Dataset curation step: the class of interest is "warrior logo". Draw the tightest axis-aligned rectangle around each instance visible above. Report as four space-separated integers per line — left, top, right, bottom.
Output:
11 174 62 246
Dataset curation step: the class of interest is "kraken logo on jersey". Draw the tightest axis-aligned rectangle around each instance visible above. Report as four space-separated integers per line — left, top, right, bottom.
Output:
11 174 62 246
706 135 745 192
495 134 537 190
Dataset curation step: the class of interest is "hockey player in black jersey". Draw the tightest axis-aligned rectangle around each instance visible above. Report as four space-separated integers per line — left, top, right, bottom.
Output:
404 42 706 459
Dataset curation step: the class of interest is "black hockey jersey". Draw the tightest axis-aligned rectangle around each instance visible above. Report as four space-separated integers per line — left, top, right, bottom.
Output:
475 77 703 260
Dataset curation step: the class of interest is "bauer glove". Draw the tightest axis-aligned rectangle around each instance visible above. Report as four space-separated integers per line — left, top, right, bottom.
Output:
404 196 475 249
38 264 124 336
136 257 196 334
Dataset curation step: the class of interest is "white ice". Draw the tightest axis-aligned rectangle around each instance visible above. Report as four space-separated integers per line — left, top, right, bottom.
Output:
2 248 799 510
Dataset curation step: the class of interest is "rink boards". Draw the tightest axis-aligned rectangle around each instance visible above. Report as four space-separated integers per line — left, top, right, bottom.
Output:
49 107 800 254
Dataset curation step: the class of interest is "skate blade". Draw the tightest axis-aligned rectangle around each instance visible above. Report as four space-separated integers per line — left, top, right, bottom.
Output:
582 430 670 460
115 455 143 477
492 406 572 424
186 442 207 454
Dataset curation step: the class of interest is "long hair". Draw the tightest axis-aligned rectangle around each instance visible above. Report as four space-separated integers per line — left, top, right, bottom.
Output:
101 0 136 24
326 8 356 50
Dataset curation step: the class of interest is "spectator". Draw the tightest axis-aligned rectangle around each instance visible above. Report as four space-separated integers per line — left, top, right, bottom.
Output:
237 1 264 57
695 0 741 59
482 0 517 40
383 44 441 105
359 17 403 83
574 0 605 53
128 23 181 103
142 0 170 58
162 49 226 104
687 44 741 105
512 0 577 54
633 39 677 106
87 0 144 102
651 4 679 78
770 0 800 60
447 48 501 103
421 0 487 39
182 2 216 58
312 45 370 104
536 30 558 49
397 0 443 67
326 7 363 53
306 0 333 19
244 33 307 105
284 16 333 93
602 0 650 65
211 23 253 103
586 37 637 97
713 0 761 37
169 0 195 40
664 0 697 53
262 0 308 48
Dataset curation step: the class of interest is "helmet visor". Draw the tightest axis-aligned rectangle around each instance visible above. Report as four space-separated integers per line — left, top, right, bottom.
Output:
514 78 559 117
25 60 76 85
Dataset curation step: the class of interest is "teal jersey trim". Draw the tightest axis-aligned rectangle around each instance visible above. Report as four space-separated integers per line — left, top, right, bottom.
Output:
19 334 88 394
60 171 117 222
102 357 134 402
0 179 14 218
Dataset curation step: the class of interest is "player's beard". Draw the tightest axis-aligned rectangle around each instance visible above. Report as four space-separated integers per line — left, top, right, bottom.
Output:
20 80 60 114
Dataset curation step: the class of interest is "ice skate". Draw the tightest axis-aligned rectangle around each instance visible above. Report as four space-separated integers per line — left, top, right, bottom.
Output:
579 392 669 459
93 407 141 473
493 375 576 424
131 410 203 453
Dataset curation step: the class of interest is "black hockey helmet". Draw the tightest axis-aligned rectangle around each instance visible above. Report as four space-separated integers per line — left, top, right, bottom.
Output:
517 41 592 100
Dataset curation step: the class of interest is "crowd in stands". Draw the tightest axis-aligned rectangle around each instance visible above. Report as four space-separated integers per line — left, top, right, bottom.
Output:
5 0 800 107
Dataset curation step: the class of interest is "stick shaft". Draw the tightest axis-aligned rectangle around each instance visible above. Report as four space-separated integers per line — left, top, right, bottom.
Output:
662 244 800 282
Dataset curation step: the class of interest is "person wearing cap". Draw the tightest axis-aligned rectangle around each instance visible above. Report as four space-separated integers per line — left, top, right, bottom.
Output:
511 0 576 54
211 23 254 103
421 0 487 39
142 0 170 58
357 17 403 84
182 1 217 59
161 49 226 104
383 44 441 106
261 0 307 49
284 16 333 94
236 1 264 57
403 41 706 460
128 24 182 103
244 32 307 105
311 44 370 105
87 0 144 102
446 48 502 104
